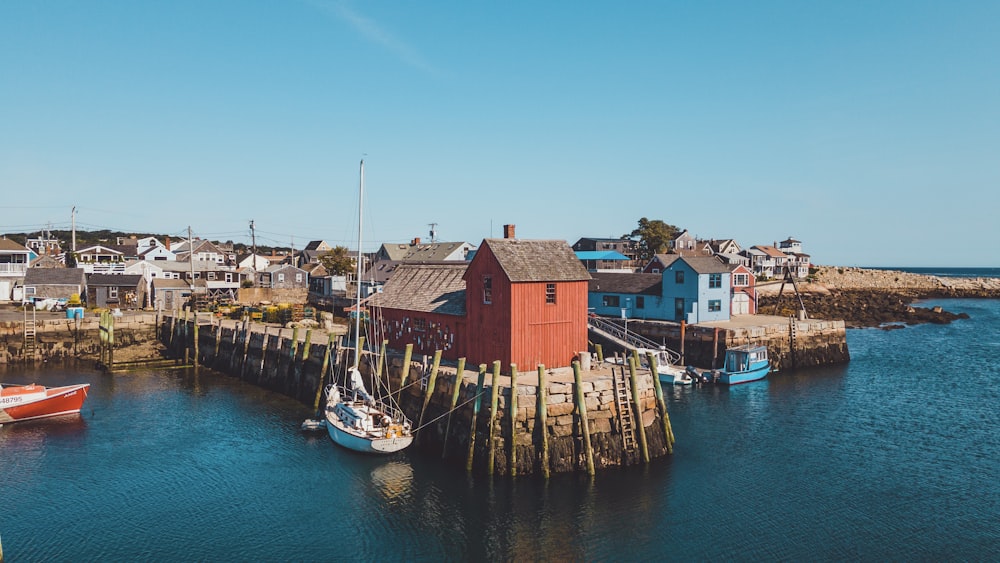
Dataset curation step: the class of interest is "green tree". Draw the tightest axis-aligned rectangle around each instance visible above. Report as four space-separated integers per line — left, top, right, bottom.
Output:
626 218 680 261
318 246 355 276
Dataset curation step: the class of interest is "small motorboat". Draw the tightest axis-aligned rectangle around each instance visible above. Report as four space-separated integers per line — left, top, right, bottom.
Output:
709 345 771 385
0 382 90 424
300 418 327 431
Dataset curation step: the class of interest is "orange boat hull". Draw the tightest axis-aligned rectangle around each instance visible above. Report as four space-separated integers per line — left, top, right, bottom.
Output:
0 383 90 423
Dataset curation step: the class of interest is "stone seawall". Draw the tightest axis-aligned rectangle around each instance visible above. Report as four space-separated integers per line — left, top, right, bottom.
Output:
0 312 161 364
610 317 849 372
163 315 674 476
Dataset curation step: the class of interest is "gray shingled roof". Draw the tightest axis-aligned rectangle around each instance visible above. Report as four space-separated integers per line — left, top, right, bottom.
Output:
402 241 469 261
588 272 662 295
87 274 143 287
676 256 731 274
372 263 467 316
24 268 86 285
481 239 591 283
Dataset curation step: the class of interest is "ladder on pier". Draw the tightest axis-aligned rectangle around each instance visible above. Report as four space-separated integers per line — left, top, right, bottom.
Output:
23 306 37 360
613 367 637 453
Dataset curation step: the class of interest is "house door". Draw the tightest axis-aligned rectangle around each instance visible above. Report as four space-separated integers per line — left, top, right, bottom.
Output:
674 298 686 322
732 293 750 315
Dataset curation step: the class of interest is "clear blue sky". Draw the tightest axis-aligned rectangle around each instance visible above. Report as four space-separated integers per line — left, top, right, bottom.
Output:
2 1 998 267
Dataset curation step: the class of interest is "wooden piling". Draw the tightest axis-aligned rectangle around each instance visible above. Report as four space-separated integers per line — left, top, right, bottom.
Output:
680 320 686 364
314 332 335 413
595 343 604 363
442 357 466 458
400 344 414 390
712 327 719 369
573 360 595 475
646 351 674 452
509 363 518 477
628 357 650 463
417 350 442 438
537 364 550 479
193 313 200 367
290 326 300 362
214 322 223 365
486 360 502 476
240 321 252 378
466 364 488 472
302 329 313 363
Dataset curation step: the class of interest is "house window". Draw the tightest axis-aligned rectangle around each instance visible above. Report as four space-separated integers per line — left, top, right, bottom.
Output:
207 272 216 281
734 273 749 286
278 273 285 283
708 299 721 312
414 318 427 332
636 296 645 309
602 295 620 307
225 273 233 283
295 273 302 283
709 273 722 288
675 270 685 284
482 276 492 304
109 287 119 299
651 268 660 274
545 283 556 304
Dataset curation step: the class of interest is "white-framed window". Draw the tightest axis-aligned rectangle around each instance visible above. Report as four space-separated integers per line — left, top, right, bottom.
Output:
278 273 285 283
708 299 721 312
109 287 119 299
295 273 302 283
734 273 749 287
545 283 556 304
482 276 492 304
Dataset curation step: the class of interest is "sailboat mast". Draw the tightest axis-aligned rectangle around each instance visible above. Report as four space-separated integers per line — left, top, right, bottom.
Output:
353 159 365 369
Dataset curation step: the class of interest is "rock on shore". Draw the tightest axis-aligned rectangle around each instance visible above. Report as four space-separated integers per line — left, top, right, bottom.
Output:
757 266 999 328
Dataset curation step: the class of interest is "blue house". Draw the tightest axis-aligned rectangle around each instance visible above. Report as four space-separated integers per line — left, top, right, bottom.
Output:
662 256 732 323
588 256 732 324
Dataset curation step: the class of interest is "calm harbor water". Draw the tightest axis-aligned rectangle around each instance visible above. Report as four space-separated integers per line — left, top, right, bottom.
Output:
2 298 998 561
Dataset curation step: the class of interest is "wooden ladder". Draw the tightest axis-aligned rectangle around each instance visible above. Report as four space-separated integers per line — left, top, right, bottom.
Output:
23 306 37 360
614 366 637 453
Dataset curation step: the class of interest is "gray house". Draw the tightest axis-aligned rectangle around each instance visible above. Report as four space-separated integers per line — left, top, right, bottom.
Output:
257 264 308 289
23 268 87 302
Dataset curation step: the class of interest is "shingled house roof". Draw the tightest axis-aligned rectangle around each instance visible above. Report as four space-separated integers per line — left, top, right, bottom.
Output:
24 268 87 286
480 239 591 283
372 263 467 316
87 274 143 287
675 256 731 274
0 238 31 252
588 272 662 295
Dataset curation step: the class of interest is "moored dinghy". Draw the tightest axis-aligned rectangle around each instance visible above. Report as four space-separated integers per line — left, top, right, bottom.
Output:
707 344 771 385
0 382 90 424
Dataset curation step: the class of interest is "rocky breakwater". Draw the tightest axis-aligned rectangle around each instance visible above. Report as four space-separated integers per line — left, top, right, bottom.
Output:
758 266 1000 328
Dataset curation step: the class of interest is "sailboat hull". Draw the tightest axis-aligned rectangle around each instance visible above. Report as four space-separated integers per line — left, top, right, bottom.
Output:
325 415 413 454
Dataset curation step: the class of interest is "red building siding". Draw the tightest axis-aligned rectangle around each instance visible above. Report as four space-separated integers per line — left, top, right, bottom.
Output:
379 308 466 359
463 243 588 369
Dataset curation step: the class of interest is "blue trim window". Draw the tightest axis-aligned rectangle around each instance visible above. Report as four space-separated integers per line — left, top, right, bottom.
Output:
602 295 620 307
708 299 721 312
709 273 722 288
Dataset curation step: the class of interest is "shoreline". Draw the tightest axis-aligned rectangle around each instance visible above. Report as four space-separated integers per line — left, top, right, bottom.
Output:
757 266 999 328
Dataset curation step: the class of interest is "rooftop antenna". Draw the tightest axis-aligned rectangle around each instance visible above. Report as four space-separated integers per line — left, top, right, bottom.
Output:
428 223 438 243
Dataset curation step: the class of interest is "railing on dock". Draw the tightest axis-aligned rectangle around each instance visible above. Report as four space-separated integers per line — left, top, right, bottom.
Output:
587 315 681 364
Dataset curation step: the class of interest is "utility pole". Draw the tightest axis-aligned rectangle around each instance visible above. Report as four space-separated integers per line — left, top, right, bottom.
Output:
71 206 77 253
249 219 257 269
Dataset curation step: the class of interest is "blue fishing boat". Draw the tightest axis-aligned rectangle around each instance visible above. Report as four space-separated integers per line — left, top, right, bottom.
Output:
712 344 770 385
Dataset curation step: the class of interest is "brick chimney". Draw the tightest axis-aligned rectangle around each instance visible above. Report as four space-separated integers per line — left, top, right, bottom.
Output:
503 224 516 239
165 236 171 251
412 237 421 245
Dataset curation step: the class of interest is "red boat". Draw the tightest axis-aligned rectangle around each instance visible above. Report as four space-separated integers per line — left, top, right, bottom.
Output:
0 383 90 424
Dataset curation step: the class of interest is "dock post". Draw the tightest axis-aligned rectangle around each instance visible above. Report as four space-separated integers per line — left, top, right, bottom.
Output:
595 343 604 363
680 320 686 365
302 329 313 363
240 321 252 378
573 360 595 475
442 357 466 458
192 313 200 367
466 364 488 472
537 364 550 478
290 326 300 362
214 322 223 366
400 343 414 390
486 360 502 476
628 357 650 463
417 350 442 441
314 332 335 413
712 327 719 369
646 351 674 452
509 363 518 477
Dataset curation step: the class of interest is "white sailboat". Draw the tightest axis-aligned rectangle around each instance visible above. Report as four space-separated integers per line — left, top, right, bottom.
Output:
323 159 414 454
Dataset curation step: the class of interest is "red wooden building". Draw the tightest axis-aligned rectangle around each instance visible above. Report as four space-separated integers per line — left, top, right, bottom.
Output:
373 228 591 370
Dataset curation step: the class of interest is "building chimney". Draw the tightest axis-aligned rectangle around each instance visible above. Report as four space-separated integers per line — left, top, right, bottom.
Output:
165 236 171 251
412 237 421 245
503 224 516 239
